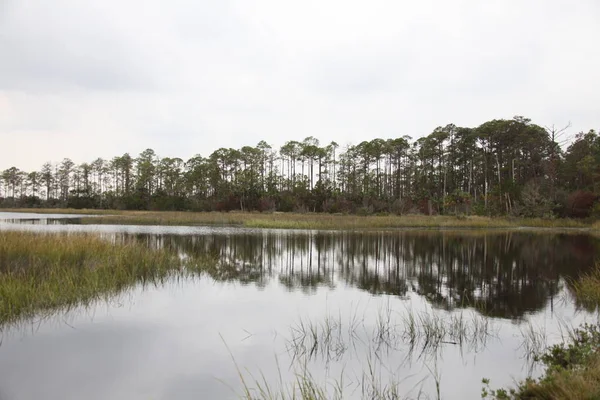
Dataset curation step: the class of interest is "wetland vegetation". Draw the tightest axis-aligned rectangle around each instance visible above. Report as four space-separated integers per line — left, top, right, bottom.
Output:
0 231 215 326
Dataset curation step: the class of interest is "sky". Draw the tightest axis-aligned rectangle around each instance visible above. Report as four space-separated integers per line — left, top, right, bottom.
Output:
1 0 599 171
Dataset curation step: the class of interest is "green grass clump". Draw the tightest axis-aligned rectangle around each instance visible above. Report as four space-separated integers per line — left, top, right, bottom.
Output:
0 231 214 325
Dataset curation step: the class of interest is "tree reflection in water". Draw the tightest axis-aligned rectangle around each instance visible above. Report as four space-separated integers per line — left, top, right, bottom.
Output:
120 230 598 320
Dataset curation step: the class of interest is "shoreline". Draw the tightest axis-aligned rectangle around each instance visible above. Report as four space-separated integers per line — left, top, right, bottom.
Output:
1 208 599 231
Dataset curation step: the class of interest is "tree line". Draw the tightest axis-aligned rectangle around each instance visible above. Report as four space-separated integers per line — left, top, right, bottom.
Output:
2 116 599 217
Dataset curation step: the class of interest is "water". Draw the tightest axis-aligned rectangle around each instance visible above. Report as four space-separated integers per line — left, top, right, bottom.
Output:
0 212 598 399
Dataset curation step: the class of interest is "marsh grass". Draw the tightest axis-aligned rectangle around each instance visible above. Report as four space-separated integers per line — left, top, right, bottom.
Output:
82 211 249 226
518 321 548 366
285 305 498 368
571 264 600 309
229 304 457 400
0 231 216 325
3 208 594 230
401 309 496 359
243 215 590 231
229 351 413 400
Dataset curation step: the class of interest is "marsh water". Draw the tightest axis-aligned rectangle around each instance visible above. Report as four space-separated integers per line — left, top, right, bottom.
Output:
0 213 599 399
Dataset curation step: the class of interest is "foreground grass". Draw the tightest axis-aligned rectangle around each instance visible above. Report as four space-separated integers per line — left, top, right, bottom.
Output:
0 231 214 325
483 324 600 400
1 208 596 230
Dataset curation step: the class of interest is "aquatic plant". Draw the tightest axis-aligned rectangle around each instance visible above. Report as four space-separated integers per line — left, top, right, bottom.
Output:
284 304 498 372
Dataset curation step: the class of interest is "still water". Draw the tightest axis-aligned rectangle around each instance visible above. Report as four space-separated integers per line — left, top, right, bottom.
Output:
0 212 598 399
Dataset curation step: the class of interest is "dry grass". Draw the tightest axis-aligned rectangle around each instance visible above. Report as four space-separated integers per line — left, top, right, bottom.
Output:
1 208 595 230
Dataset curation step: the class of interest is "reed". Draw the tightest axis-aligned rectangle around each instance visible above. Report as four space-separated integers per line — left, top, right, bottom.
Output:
0 231 215 325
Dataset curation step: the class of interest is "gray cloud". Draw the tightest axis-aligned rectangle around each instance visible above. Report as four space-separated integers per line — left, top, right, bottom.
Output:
1 0 599 170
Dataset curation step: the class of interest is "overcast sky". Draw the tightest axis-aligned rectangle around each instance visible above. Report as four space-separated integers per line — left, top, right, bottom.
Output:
1 0 599 171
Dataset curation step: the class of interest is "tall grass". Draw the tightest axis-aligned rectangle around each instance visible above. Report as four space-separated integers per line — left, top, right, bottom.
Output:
82 211 250 226
571 265 600 309
0 231 215 325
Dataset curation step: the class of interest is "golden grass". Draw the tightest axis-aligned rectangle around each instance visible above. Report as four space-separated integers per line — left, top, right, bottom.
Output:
242 214 591 230
84 213 596 231
0 231 215 325
1 209 593 230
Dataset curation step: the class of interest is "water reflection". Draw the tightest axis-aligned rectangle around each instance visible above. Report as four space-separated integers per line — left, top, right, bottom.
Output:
0 218 79 225
0 212 88 223
119 231 598 320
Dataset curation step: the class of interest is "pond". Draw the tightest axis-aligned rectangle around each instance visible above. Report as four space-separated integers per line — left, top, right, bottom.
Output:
0 212 598 399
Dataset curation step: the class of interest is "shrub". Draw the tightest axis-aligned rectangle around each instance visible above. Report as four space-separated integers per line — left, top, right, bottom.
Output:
276 191 298 212
518 180 553 218
257 197 276 212
482 323 600 399
391 198 412 215
322 197 353 214
566 190 598 218
356 205 374 216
